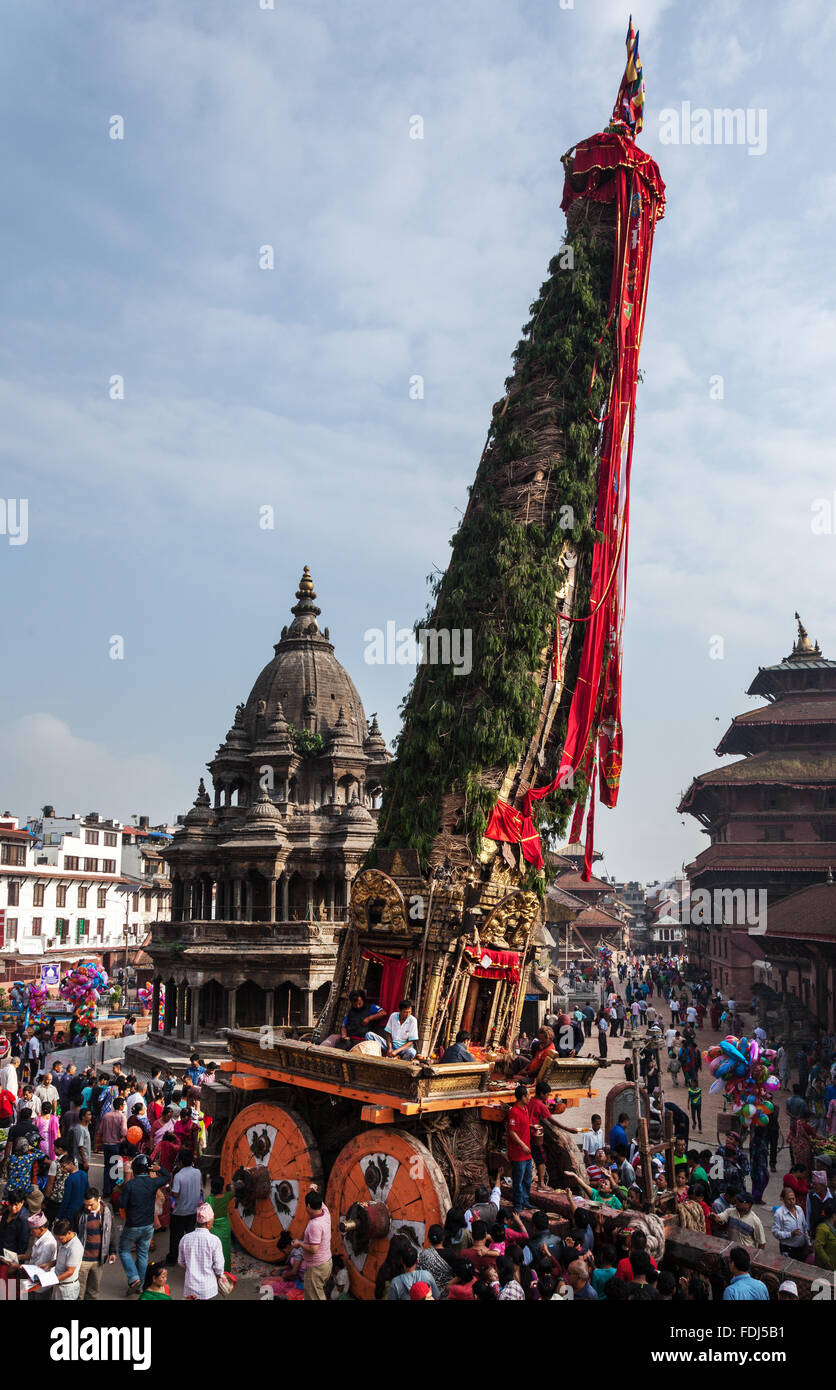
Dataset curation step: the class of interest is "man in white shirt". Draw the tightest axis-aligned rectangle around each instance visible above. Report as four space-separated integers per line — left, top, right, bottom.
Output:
581 1114 605 1158
35 1072 59 1111
178 1204 224 1300
0 1058 20 1099
665 1026 677 1051
126 1083 146 1115
384 1000 419 1061
685 1004 698 1027
25 1033 40 1082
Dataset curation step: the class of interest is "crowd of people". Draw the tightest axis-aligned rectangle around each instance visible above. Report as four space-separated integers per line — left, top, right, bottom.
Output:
0 1046 236 1300
2 951 835 1303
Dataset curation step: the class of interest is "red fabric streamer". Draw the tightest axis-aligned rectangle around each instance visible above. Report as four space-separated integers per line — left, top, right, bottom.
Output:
484 799 544 870
361 950 409 1016
485 130 664 880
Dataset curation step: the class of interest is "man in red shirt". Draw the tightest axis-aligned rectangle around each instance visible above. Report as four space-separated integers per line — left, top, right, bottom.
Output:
507 1084 533 1214
528 1080 552 1192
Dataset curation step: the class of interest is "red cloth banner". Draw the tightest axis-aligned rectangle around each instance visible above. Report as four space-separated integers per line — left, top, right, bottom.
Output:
361 950 409 1017
485 130 664 880
464 945 521 983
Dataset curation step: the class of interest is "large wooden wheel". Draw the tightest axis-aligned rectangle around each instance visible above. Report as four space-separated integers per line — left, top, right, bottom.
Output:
221 1102 322 1262
326 1128 450 1301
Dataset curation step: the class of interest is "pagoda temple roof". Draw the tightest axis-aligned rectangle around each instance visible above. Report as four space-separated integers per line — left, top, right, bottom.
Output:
679 749 836 814
546 884 587 913
553 868 612 897
717 692 836 749
759 879 836 939
687 842 836 876
571 904 625 934
747 657 836 698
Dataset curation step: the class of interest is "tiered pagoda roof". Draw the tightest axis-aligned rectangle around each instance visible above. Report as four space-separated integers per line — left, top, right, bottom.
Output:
679 616 836 822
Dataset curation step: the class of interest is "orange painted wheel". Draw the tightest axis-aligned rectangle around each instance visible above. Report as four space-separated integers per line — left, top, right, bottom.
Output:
326 1128 450 1300
220 1102 322 1262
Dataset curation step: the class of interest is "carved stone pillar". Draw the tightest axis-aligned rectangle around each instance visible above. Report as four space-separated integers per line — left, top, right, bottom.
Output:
190 983 201 1044
176 982 187 1040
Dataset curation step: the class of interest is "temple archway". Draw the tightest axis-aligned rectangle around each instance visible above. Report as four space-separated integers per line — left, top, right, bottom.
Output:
274 982 305 1027
236 979 267 1028
198 978 225 1031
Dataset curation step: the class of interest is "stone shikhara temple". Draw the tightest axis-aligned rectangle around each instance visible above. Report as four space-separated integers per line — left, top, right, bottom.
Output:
143 568 390 1053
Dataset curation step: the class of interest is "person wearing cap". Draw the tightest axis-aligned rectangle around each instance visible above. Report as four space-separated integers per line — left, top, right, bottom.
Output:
114 1153 170 1294
778 1279 799 1300
19 1211 57 1300
713 1191 766 1252
409 1280 433 1300
177 1203 224 1300
807 1170 830 1233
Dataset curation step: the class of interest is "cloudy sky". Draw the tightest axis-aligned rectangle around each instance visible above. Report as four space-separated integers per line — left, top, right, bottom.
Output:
2 0 834 884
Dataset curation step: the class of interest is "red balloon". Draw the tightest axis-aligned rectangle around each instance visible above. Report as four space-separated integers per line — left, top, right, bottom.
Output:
126 1126 143 1145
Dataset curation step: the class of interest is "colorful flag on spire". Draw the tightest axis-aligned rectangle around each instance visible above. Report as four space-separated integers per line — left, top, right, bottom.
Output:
611 16 645 135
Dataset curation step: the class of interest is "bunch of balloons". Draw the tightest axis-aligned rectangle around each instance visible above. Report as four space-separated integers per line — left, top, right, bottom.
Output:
8 979 48 1027
703 1034 779 1127
59 960 109 1036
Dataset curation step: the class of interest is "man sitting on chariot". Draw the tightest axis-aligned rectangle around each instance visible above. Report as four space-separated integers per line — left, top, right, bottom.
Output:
321 991 387 1051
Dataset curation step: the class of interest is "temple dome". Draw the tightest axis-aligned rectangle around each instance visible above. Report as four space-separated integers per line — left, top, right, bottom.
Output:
242 567 367 748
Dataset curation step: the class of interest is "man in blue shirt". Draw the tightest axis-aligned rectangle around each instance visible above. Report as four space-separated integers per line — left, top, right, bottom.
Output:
184 1054 206 1087
609 1113 629 1153
440 1031 476 1064
56 1155 89 1223
722 1247 769 1301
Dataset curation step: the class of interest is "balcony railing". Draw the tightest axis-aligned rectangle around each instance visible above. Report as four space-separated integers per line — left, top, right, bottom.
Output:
150 918 341 947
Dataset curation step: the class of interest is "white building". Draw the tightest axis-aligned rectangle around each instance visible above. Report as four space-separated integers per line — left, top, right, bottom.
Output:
0 810 171 984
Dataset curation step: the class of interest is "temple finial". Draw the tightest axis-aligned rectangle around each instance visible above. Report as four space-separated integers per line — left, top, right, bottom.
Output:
790 612 821 659
287 565 322 636
296 565 316 604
